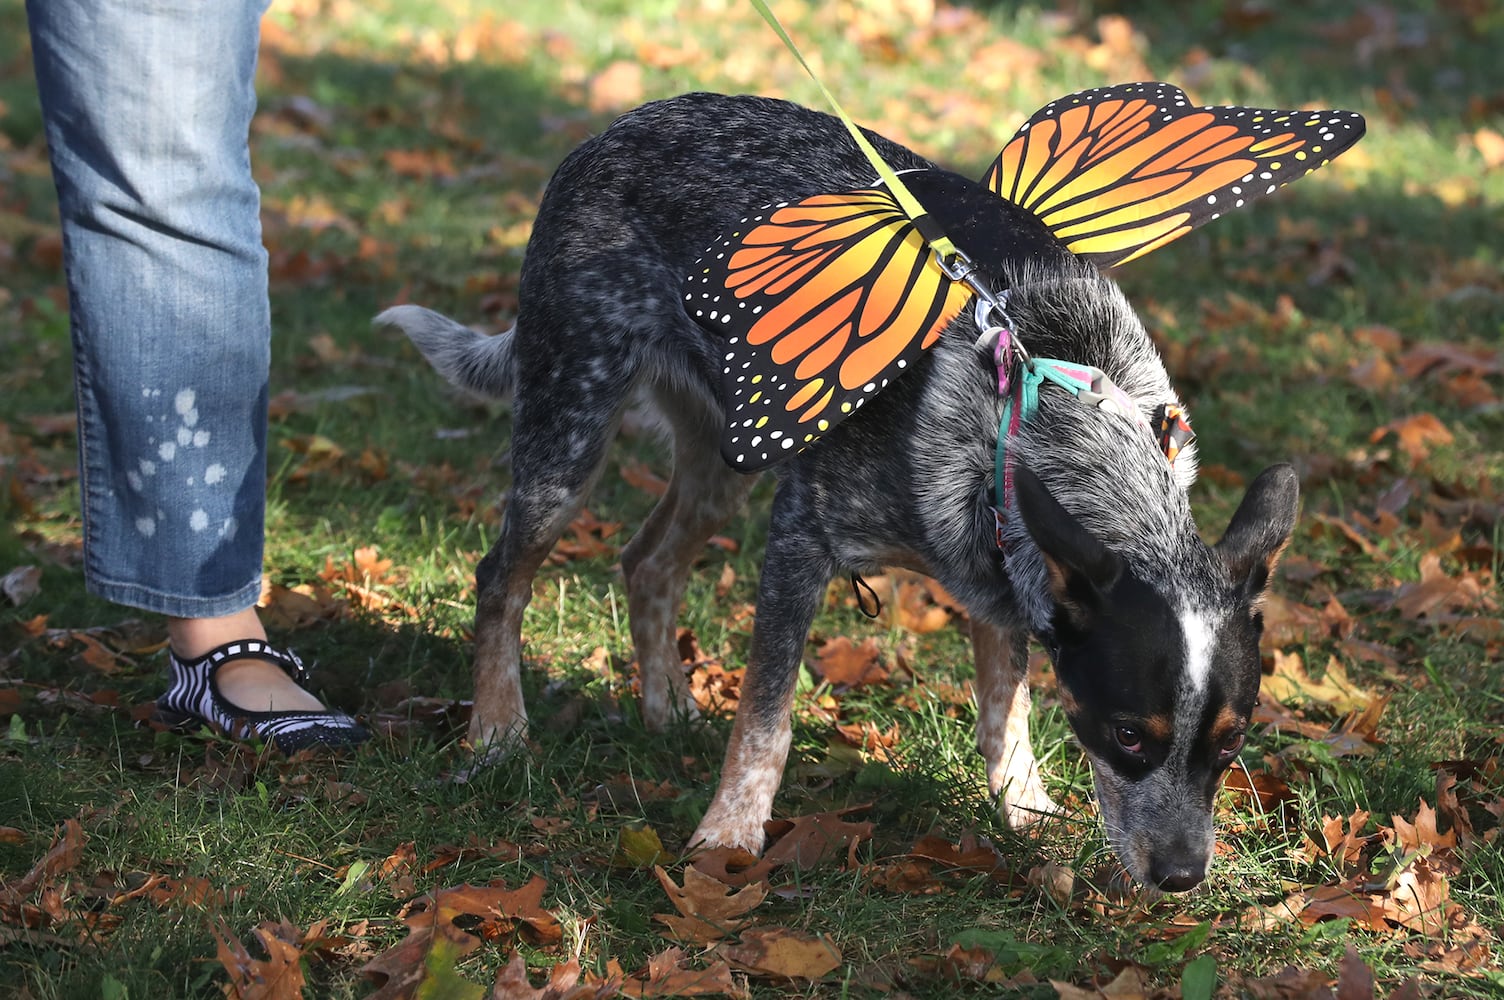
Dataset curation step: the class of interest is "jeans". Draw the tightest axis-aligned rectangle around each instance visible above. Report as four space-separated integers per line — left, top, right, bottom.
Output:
28 0 274 618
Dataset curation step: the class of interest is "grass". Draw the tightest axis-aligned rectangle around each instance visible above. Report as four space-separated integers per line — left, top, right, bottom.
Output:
2 0 1503 997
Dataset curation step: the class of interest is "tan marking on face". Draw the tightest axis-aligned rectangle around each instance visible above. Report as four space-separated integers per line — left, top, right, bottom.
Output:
1142 713 1174 743
1208 705 1245 746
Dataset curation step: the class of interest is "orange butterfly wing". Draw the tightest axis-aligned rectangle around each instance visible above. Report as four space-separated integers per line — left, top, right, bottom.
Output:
685 189 971 471
984 82 1366 267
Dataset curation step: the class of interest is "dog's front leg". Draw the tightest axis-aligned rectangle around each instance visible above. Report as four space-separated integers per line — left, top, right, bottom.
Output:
971 618 1059 827
692 507 833 853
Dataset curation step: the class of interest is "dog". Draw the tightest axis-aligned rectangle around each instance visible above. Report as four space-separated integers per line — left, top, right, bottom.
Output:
380 87 1362 890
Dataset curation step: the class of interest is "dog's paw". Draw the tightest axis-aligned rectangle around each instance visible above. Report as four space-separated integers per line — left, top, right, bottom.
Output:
467 716 528 756
999 778 1060 829
691 812 768 855
641 693 702 733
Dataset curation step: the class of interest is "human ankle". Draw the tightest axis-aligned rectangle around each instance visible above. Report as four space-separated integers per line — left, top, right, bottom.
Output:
167 607 268 659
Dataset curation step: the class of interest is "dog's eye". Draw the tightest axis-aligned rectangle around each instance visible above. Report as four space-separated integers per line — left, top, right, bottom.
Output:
1114 726 1143 754
1218 731 1246 759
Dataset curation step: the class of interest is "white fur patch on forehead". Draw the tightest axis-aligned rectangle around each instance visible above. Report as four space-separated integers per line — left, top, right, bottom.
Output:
1179 606 1217 692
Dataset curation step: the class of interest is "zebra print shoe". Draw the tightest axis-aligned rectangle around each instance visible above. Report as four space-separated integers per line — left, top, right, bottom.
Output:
153 639 369 752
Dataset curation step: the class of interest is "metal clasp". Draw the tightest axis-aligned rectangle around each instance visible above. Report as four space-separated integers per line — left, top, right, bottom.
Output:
936 248 1031 373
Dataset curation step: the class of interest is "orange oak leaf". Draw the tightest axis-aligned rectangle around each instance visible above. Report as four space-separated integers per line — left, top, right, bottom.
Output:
0 818 84 904
490 954 620 1000
623 946 738 997
214 919 307 1000
653 865 768 943
692 807 873 888
1369 413 1453 463
811 636 888 688
1050 965 1150 1000
718 927 841 981
362 879 562 999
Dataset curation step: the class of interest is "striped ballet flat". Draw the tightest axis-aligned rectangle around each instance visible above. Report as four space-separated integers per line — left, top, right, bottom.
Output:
153 639 368 752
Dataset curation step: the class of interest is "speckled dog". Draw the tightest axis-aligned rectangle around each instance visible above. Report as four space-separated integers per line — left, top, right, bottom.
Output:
381 87 1363 889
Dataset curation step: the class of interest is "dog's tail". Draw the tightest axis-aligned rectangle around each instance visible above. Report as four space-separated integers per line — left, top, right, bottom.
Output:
375 305 516 398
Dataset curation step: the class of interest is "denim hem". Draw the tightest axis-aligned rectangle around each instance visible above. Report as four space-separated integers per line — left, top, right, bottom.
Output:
86 573 263 620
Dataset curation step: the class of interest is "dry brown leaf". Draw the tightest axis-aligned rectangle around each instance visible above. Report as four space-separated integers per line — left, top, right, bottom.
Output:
1050 965 1150 1000
1433 771 1477 848
653 865 767 943
548 509 622 565
214 919 307 1000
832 720 900 762
692 807 873 887
1241 964 1332 999
623 946 737 997
619 460 668 497
811 636 888 688
362 879 562 998
1320 810 1375 868
1295 883 1390 933
1392 552 1493 620
1387 798 1456 854
0 819 85 903
1224 764 1296 813
588 61 645 114
1336 946 1373 1000
1369 413 1453 463
1474 128 1504 169
903 833 1009 876
719 927 841 981
490 954 619 1000
1263 651 1372 714
373 842 419 899
1384 856 1455 936
690 662 743 715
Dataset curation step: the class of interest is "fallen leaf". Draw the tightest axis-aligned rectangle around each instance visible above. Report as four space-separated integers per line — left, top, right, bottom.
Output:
692 806 873 887
1336 947 1373 1000
1051 965 1150 1000
1263 651 1371 715
1369 413 1453 463
1474 128 1504 169
1387 798 1456 854
0 819 85 903
1391 552 1492 620
548 510 622 565
588 61 645 114
1384 856 1454 935
811 636 888 688
623 946 737 997
653 865 768 943
618 461 668 497
362 879 562 999
718 927 841 981
214 919 307 1000
832 720 900 762
1241 964 1331 999
615 822 672 869
490 954 619 1000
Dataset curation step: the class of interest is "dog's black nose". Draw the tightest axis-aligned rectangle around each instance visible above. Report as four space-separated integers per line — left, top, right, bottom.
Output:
1151 862 1205 893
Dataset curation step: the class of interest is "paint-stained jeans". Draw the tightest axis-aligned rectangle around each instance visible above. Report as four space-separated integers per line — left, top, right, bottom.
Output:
28 0 273 617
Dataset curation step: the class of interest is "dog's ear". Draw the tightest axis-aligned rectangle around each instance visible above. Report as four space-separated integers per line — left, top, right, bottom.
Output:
1214 463 1300 604
1013 464 1122 632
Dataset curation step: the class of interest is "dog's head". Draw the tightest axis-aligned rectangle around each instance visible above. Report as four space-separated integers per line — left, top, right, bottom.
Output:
1013 462 1298 891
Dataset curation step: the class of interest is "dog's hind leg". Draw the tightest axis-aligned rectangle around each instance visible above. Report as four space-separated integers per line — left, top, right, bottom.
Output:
972 618 1059 827
468 362 634 750
692 493 834 852
620 392 754 732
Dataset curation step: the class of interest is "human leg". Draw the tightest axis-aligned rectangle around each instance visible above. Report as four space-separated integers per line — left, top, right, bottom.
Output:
27 0 358 739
